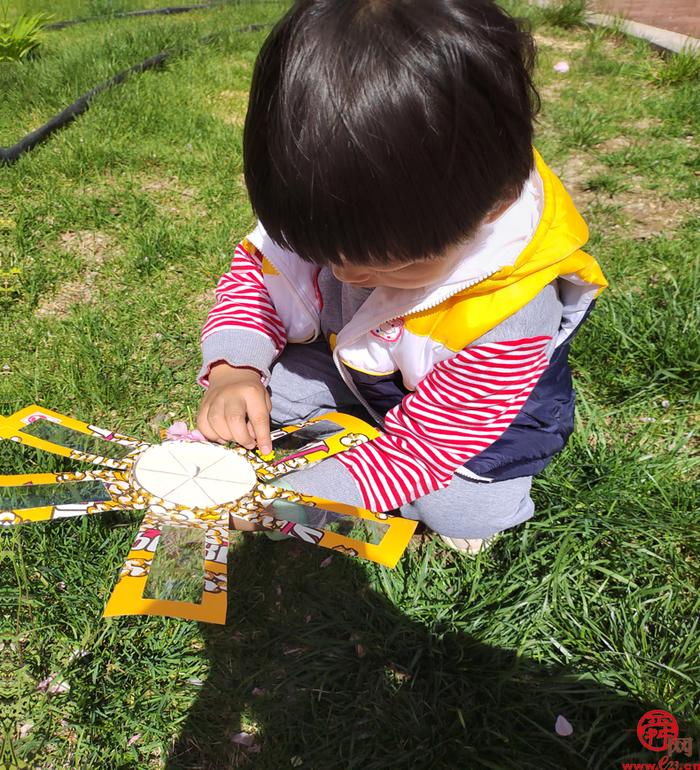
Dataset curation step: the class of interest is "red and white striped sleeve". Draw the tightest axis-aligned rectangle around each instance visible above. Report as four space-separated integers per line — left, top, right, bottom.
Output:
201 240 287 354
335 336 552 511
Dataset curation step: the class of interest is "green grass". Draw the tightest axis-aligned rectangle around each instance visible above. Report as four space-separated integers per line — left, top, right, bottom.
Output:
2 3 699 769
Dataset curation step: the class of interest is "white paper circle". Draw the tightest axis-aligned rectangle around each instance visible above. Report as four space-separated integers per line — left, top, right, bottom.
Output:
132 442 257 509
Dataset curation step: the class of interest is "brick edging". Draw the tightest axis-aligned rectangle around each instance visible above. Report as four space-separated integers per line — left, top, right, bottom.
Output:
531 0 700 55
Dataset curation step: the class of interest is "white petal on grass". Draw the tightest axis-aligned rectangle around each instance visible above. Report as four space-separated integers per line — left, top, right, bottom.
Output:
66 649 90 664
320 555 333 568
555 715 573 736
126 734 141 748
37 675 70 694
553 61 570 73
232 732 255 746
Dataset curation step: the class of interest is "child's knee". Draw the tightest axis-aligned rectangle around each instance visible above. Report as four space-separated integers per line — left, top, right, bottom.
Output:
401 476 534 540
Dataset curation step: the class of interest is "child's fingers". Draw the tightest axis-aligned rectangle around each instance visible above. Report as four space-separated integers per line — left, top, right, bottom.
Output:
196 406 227 444
202 406 253 448
197 379 272 449
246 401 272 455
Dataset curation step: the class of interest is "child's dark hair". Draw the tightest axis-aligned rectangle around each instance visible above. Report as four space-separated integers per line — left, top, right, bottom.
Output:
243 0 540 266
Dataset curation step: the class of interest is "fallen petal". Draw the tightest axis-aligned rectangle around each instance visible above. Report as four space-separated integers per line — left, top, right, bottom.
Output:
553 61 570 73
66 649 90 664
19 723 33 739
186 678 205 686
320 555 333 569
164 421 189 439
276 585 282 596
251 687 268 696
164 423 209 442
232 732 255 746
37 675 57 692
555 715 573 736
305 615 312 623
126 734 142 748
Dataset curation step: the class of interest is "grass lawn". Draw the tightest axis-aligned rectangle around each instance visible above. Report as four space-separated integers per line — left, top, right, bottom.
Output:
2 1 699 768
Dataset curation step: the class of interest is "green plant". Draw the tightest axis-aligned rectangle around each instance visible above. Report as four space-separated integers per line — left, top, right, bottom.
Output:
584 171 629 196
540 0 589 29
653 46 700 86
560 105 610 148
0 3 52 61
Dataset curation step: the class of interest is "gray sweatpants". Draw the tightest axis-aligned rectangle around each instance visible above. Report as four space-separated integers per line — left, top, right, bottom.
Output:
267 340 534 540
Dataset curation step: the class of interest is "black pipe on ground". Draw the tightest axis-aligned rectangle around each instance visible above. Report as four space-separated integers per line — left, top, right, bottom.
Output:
1 24 272 166
45 1 278 31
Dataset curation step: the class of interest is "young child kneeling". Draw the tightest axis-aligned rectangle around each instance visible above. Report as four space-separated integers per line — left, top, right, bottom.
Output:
196 0 607 553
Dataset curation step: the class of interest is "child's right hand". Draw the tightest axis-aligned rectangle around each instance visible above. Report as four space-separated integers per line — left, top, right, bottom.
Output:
196 363 273 455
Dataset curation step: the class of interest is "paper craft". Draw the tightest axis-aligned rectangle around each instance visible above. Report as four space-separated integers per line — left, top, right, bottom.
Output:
0 406 417 624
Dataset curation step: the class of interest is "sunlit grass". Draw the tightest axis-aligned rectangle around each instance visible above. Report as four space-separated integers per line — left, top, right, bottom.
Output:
3 2 699 769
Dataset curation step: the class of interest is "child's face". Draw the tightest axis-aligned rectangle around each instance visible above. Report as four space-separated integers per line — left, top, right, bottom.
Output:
331 245 463 290
330 199 513 289
333 199 514 289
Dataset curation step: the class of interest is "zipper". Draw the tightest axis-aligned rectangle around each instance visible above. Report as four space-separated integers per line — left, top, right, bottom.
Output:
333 265 504 422
265 253 321 342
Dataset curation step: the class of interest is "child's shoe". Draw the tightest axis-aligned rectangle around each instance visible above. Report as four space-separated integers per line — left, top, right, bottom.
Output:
439 535 491 555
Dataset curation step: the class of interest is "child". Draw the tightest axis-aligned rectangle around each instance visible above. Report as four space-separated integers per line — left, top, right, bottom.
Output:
196 0 607 553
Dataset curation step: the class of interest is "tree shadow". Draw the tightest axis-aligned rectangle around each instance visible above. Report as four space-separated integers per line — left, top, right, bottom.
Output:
164 533 666 770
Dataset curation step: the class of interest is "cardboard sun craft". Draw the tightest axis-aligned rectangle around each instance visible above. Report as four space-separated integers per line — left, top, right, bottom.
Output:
0 406 417 624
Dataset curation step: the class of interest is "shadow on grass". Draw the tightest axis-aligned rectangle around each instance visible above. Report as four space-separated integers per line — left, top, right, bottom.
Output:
165 534 660 770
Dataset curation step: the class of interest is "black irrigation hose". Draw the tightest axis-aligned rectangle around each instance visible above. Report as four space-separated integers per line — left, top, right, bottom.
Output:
44 1 279 31
0 24 272 166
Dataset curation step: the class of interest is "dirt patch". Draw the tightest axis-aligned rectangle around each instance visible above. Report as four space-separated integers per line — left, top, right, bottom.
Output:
195 286 217 311
593 135 634 153
550 152 606 194
212 89 249 128
35 230 120 317
633 118 664 131
551 152 698 239
538 79 568 104
534 33 587 53
138 175 206 218
58 229 120 264
597 193 697 239
35 280 96 317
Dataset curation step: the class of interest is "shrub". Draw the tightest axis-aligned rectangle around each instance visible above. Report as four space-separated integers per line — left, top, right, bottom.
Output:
0 7 52 61
540 0 589 29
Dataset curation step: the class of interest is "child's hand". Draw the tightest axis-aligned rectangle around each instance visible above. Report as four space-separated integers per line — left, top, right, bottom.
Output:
197 363 272 454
